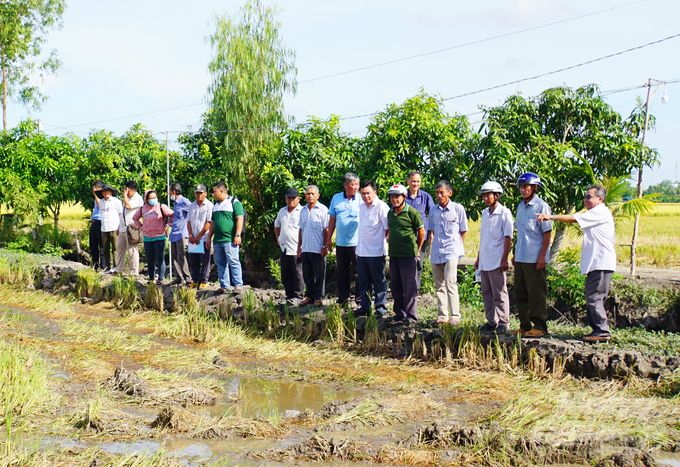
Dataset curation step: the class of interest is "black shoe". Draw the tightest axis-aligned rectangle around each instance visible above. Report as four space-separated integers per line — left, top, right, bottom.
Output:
479 323 496 332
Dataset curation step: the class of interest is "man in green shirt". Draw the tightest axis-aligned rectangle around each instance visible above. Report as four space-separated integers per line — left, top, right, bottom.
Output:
208 181 244 292
387 183 425 324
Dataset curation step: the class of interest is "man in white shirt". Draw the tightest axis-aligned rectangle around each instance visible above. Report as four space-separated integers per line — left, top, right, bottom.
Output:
94 184 123 272
356 180 390 317
113 180 144 276
186 184 214 288
537 184 616 342
274 187 304 304
474 181 513 334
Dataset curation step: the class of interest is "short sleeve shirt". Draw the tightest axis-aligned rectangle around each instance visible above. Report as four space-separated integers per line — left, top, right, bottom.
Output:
429 200 468 264
514 195 552 263
169 195 192 242
187 200 214 238
97 197 123 233
118 192 144 233
328 192 360 247
574 203 617 274
479 204 514 271
300 202 329 254
274 204 303 254
212 197 244 244
357 199 389 257
405 190 435 232
387 205 424 258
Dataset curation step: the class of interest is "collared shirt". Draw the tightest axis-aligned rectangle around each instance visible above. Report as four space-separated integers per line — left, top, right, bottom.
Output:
274 204 303 254
118 192 144 233
328 191 360 247
91 201 101 221
405 189 434 231
169 195 192 242
574 203 616 274
357 198 389 257
187 199 214 238
97 197 123 233
479 203 514 271
212 196 245 244
387 205 424 258
299 202 329 254
429 200 468 264
514 195 552 263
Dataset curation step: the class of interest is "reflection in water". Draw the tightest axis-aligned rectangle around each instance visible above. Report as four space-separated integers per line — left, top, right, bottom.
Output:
202 375 355 419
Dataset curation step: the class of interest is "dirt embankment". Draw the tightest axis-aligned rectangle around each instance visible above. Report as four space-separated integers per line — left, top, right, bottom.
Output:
34 261 680 382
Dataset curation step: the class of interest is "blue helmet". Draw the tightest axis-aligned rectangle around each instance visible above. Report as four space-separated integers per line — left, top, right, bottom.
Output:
517 172 542 187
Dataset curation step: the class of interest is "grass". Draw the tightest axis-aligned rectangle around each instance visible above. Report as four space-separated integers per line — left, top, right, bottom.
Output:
61 319 154 353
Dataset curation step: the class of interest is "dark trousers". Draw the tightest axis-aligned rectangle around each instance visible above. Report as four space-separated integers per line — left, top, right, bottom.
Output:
302 252 326 300
357 255 387 316
100 230 118 270
585 270 613 336
390 256 418 321
280 252 304 299
171 238 192 283
188 251 211 284
145 239 166 281
336 245 357 304
515 262 548 332
90 220 102 269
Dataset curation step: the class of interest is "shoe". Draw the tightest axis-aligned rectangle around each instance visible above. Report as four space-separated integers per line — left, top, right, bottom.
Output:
512 328 530 336
313 299 324 306
216 288 228 294
185 281 195 288
582 333 611 343
155 280 164 286
522 328 547 338
495 326 509 334
198 283 209 290
449 317 461 326
480 323 497 332
436 316 449 324
299 297 313 306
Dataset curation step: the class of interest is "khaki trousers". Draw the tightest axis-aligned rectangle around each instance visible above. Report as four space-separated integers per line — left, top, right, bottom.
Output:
432 257 460 320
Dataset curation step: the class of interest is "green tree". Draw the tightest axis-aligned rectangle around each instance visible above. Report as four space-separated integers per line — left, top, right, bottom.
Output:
477 85 658 256
362 91 478 202
644 180 680 202
206 0 296 200
0 0 65 130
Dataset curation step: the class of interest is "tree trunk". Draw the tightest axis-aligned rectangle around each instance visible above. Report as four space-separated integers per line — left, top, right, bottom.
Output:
1 51 7 131
51 205 60 245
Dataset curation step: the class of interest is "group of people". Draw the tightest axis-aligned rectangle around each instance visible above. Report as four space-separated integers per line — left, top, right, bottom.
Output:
275 171 616 343
89 180 245 293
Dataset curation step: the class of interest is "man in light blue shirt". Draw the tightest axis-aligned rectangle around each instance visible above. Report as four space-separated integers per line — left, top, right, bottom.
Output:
169 183 193 285
512 172 552 337
428 180 468 325
298 185 330 306
325 172 360 306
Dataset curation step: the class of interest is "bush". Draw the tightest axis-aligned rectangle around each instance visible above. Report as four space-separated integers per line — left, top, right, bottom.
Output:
547 247 585 315
458 265 483 309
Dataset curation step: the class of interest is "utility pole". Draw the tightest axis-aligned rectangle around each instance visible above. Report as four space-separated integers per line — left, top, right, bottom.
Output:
630 78 665 276
166 131 172 281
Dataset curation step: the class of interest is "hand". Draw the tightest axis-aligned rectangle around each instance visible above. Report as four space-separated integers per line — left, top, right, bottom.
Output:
474 259 479 270
188 235 196 245
536 257 546 271
205 239 211 251
321 245 329 257
536 213 551 222
297 247 302 258
501 258 509 271
233 235 241 246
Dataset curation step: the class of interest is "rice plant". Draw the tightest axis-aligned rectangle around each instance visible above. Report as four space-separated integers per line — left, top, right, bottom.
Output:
324 305 344 344
145 281 164 312
109 276 142 313
75 268 102 299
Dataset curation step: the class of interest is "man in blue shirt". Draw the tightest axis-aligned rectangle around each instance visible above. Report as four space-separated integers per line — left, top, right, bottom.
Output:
169 183 192 285
428 180 468 325
325 173 360 306
512 173 552 338
405 171 434 291
89 180 105 270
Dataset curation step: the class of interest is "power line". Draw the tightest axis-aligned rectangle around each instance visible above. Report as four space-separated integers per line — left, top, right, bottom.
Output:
299 0 651 84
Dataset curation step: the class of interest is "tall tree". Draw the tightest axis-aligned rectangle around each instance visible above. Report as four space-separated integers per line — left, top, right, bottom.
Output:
206 0 296 198
0 0 65 130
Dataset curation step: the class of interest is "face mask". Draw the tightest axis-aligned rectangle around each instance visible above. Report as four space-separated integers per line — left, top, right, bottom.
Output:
148 199 158 206
170 195 177 202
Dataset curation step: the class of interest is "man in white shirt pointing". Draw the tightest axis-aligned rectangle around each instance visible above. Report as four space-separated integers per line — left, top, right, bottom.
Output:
536 184 616 343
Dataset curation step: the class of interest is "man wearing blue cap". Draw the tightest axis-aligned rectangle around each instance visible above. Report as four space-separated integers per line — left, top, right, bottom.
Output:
513 172 552 338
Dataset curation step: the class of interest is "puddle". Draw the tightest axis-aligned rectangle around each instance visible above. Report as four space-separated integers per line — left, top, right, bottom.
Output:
657 453 680 466
195 375 357 419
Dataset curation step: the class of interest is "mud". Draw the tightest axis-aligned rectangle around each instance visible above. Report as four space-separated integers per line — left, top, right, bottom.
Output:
107 367 216 406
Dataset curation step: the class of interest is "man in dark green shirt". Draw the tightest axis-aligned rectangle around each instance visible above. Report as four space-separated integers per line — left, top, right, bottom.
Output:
208 181 244 292
387 183 425 323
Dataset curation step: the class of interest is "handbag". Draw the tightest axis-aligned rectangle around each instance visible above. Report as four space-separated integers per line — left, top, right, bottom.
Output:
124 206 142 245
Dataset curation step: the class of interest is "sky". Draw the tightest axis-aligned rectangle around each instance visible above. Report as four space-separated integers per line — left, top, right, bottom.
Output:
9 0 680 187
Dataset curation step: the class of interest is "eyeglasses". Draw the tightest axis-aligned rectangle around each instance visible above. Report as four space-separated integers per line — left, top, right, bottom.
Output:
583 194 598 200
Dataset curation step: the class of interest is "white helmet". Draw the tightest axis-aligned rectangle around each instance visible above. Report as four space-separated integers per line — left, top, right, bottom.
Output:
479 181 504 195
387 184 408 196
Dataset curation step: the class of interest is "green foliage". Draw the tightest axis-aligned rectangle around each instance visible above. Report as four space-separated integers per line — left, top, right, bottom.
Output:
0 0 66 128
419 258 434 296
207 0 296 192
644 180 680 202
458 266 483 309
267 257 283 289
546 247 585 313
75 268 101 300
